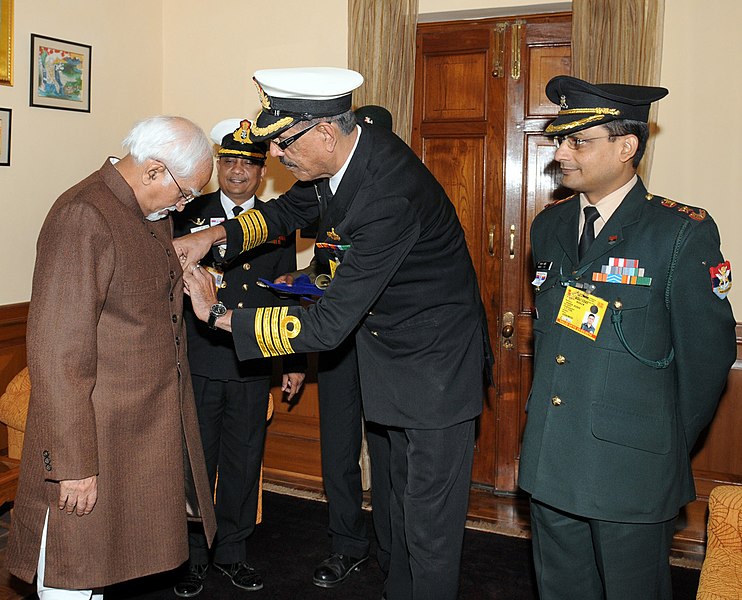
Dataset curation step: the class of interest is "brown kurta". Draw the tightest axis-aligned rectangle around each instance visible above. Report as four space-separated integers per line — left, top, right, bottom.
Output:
6 159 216 589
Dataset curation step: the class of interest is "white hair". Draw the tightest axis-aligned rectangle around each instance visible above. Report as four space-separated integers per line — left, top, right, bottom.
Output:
122 115 213 178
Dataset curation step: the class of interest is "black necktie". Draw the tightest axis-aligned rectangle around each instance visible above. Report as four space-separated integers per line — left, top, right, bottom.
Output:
232 205 244 217
578 206 600 260
320 179 332 218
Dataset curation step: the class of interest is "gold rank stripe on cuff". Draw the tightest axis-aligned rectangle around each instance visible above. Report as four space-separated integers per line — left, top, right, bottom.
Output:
254 307 302 357
237 209 268 252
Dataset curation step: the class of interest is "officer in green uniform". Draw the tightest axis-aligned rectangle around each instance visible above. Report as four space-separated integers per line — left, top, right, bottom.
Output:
518 76 737 600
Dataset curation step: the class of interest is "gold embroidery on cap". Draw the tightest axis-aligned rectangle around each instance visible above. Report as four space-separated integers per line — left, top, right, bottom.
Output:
545 114 607 133
250 112 295 137
557 107 621 116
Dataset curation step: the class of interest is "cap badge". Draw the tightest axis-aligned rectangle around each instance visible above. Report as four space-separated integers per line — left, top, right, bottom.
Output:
256 80 271 110
560 95 568 109
233 119 252 143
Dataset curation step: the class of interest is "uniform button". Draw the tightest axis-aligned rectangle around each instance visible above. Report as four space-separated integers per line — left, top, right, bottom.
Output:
166 249 172 256
175 337 180 345
169 271 175 279
44 457 51 464
371 331 379 337
242 263 251 271
551 396 562 406
555 355 566 365
368 310 374 316
220 281 227 289
237 302 244 309
171 315 178 323
45 464 52 471
150 232 156 238
169 293 174 302
242 284 249 291
42 450 49 457
613 299 623 310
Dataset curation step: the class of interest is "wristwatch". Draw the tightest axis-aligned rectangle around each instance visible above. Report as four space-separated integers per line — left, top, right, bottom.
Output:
207 301 227 330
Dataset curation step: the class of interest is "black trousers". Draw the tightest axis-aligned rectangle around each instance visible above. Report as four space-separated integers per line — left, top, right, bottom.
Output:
384 419 475 600
317 338 391 569
529 498 677 600
188 375 270 565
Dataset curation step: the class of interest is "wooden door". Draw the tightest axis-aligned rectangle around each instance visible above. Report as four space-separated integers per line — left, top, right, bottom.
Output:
412 13 571 491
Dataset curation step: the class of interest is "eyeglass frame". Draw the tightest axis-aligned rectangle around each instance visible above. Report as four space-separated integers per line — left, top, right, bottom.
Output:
271 121 323 151
160 162 197 203
552 135 618 150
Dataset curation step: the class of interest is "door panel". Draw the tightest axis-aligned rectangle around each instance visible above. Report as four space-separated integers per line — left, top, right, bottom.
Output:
414 14 571 491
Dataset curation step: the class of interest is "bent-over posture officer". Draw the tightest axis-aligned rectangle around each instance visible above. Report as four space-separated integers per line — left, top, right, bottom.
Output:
276 106 394 589
172 119 305 596
177 67 492 600
519 76 736 600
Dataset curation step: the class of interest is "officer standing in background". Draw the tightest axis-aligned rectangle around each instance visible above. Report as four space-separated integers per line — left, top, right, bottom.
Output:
172 119 305 597
177 67 493 600
519 76 736 600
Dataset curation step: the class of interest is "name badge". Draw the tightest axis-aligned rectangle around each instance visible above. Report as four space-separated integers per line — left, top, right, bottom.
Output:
556 286 608 341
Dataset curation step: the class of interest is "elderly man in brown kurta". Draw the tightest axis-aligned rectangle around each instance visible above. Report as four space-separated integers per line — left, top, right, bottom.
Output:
6 115 217 599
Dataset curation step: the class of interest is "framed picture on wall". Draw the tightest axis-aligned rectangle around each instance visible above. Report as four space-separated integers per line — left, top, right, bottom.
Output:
0 108 11 166
0 0 12 86
30 34 91 112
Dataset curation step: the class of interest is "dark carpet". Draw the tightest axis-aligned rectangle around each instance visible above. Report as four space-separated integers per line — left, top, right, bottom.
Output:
96 491 698 599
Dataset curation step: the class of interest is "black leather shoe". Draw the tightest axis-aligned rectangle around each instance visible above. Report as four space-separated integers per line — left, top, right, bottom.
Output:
312 553 369 588
214 561 264 592
173 563 208 598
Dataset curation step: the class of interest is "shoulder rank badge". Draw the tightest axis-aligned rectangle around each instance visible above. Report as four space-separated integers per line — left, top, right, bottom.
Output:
710 261 732 299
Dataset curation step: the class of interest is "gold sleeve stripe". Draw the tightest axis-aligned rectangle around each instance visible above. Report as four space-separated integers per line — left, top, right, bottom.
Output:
254 306 298 357
236 209 268 252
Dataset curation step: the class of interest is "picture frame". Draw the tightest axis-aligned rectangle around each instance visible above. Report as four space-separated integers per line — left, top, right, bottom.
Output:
0 107 11 166
30 33 91 112
0 0 12 86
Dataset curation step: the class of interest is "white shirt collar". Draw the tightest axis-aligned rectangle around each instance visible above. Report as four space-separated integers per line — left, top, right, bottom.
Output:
220 191 255 217
328 125 362 195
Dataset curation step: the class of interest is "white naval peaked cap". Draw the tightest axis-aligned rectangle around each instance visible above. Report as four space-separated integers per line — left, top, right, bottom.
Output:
209 119 243 145
250 67 364 141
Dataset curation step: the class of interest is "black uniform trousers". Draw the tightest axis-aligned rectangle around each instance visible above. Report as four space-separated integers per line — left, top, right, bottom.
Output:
530 499 676 600
188 375 270 565
384 419 475 600
317 336 392 570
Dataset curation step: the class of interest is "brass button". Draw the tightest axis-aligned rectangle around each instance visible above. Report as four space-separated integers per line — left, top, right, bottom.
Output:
237 302 244 309
243 263 251 271
613 299 622 310
555 355 566 365
220 281 227 289
242 284 249 291
371 331 379 337
551 396 562 406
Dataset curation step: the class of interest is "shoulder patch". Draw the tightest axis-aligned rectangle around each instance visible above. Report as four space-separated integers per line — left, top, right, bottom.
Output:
645 193 707 222
544 193 576 210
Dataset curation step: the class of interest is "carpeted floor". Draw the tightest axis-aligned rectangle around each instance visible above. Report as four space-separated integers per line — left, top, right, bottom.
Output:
3 491 701 599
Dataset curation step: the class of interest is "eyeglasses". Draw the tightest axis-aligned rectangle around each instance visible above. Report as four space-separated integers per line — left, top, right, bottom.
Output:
161 162 196 203
553 135 613 150
272 121 322 151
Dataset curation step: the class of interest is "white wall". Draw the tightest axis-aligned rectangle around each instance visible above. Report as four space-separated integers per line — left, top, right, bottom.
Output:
1 1 740 318
0 1 163 305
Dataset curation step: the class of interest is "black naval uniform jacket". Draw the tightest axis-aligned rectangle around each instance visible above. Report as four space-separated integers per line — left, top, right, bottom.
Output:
174 192 304 380
222 124 492 429
518 178 736 523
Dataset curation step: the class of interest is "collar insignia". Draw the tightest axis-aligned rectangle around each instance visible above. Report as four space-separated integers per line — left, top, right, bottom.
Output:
326 228 341 241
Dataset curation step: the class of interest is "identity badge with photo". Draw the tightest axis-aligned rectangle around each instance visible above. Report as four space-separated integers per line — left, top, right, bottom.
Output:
556 286 608 341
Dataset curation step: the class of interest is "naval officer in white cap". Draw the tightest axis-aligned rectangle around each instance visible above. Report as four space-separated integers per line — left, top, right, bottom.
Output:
176 67 493 600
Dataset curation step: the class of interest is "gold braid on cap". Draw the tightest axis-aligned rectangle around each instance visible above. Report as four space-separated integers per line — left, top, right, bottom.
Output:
545 107 622 133
218 149 265 159
250 111 295 137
